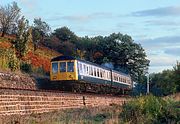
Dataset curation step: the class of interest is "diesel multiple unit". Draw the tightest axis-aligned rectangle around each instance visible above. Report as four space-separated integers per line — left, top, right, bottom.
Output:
50 56 132 94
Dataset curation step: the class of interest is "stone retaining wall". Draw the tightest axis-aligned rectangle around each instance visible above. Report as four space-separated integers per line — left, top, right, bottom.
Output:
0 89 127 116
0 72 36 90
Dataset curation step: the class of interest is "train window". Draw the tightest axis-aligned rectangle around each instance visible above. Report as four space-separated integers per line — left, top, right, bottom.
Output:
79 63 82 71
90 67 93 76
60 62 66 72
87 66 89 74
100 69 102 78
94 68 97 76
52 62 58 74
97 69 100 77
83 65 86 74
102 70 105 78
106 71 108 78
67 62 74 72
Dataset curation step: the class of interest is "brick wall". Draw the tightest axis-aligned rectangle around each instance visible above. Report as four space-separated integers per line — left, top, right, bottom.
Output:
0 89 127 116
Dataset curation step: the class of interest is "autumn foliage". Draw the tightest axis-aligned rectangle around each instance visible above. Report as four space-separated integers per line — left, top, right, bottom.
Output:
0 42 12 49
25 51 50 72
0 35 61 73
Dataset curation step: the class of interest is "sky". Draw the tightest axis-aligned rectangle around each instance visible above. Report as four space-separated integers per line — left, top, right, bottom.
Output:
1 0 180 73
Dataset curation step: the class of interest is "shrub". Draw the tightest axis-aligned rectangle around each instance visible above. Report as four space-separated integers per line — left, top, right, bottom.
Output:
8 51 19 71
120 95 180 124
20 62 32 73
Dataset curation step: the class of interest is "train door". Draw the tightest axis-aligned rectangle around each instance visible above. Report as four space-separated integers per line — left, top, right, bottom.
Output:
66 61 76 80
51 62 59 80
59 61 67 80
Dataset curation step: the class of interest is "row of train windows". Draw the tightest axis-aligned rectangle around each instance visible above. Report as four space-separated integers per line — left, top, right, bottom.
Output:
52 62 74 74
78 62 130 84
113 75 129 83
78 63 111 79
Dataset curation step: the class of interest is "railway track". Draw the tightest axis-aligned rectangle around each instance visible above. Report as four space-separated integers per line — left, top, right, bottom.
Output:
0 86 129 98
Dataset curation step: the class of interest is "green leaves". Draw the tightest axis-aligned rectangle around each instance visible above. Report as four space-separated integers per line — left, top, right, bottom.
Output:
150 62 180 96
14 16 30 58
120 95 179 124
93 33 149 81
53 26 78 42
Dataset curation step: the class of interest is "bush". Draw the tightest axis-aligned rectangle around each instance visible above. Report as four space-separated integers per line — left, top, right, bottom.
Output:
120 95 180 124
20 62 32 73
8 51 19 71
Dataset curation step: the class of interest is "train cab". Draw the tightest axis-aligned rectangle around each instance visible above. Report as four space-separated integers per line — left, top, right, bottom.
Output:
50 56 78 81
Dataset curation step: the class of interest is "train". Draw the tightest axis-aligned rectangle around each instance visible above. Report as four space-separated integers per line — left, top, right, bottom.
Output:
50 56 132 94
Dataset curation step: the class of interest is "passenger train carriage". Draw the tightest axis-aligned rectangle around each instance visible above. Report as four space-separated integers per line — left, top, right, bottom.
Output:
50 56 132 94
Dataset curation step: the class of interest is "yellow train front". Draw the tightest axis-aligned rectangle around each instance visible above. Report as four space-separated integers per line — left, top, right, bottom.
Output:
50 56 132 94
50 56 78 81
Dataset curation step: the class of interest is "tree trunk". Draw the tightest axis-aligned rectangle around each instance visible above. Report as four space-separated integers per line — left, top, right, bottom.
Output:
1 30 6 37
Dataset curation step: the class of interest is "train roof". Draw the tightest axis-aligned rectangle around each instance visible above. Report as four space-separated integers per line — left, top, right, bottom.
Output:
51 56 130 76
51 56 76 61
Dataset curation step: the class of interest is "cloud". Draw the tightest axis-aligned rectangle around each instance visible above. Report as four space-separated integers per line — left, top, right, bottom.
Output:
47 12 113 23
74 26 111 36
131 6 180 17
144 20 180 26
147 53 178 73
164 48 180 56
148 54 179 73
139 36 180 50
137 36 180 73
149 66 173 73
149 55 176 67
116 22 135 28
18 0 37 10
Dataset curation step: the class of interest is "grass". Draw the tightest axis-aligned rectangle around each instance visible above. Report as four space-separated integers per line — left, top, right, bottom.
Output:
0 105 122 124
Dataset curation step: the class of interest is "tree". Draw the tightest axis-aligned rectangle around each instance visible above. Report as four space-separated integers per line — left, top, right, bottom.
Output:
0 2 21 37
173 61 180 92
56 41 76 56
78 36 102 61
33 18 50 36
31 18 50 50
14 16 31 58
150 70 177 96
96 33 149 81
53 26 78 42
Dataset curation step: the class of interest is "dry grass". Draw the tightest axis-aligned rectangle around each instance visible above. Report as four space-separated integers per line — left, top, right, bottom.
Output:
0 105 123 124
164 92 180 101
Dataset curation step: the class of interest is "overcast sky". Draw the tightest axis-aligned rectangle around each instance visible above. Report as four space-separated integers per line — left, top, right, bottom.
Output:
1 0 180 73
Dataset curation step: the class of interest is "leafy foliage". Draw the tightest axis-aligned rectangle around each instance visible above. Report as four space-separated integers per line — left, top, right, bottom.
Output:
173 61 180 92
96 33 149 81
149 62 180 96
32 18 50 50
120 95 180 124
14 16 31 58
20 62 32 73
8 50 19 71
53 26 78 42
